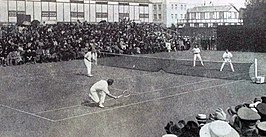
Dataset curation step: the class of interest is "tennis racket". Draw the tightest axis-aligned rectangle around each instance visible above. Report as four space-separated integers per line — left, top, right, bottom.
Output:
118 90 131 98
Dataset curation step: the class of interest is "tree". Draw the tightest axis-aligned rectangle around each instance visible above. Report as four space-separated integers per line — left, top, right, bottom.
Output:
243 0 266 27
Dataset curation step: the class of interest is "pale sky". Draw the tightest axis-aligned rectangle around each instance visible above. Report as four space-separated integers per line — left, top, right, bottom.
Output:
185 0 246 9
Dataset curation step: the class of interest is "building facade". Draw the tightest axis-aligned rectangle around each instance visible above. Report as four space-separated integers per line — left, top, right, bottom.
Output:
0 0 153 24
177 5 243 28
150 0 188 27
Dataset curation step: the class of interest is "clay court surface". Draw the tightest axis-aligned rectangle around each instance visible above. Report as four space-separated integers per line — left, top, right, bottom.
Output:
0 51 265 137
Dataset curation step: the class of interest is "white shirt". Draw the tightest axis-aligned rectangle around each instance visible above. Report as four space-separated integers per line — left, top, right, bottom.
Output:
90 80 110 94
222 52 233 59
166 42 171 50
84 51 92 61
192 48 200 54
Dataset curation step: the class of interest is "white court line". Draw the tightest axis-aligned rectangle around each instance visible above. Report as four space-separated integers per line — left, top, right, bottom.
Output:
36 73 242 114
0 104 55 122
54 79 245 122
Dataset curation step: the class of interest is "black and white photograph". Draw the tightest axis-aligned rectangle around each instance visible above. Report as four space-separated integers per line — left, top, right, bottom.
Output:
0 0 266 136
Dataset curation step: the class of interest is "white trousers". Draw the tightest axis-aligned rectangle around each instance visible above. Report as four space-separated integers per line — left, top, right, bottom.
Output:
88 89 106 105
220 59 234 72
84 59 91 75
193 54 204 66
92 52 97 65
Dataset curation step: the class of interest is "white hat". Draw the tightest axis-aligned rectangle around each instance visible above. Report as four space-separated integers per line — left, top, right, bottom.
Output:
199 120 240 137
162 134 177 137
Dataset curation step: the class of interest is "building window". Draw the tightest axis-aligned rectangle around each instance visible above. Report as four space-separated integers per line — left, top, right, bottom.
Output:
71 12 84 18
42 11 57 17
184 4 186 10
181 14 183 19
194 23 199 27
171 14 174 19
200 12 205 19
154 14 157 20
213 23 218 27
96 12 108 18
139 14 149 18
219 12 224 19
153 5 157 10
191 13 196 19
181 4 183 10
171 4 174 9
175 14 177 19
158 14 162 19
203 23 208 27
210 12 214 19
158 5 161 10
234 12 237 18
228 12 232 19
175 4 178 10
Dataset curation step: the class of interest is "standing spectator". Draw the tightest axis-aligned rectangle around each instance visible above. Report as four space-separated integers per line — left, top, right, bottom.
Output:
220 49 234 72
192 44 204 67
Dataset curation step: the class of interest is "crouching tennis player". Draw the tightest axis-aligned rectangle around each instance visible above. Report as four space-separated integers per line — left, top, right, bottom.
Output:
83 79 119 108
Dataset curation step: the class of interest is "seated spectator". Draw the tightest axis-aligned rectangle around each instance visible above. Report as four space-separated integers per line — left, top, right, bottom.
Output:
257 121 266 136
256 103 266 121
249 97 262 112
227 105 242 131
196 114 207 127
237 107 261 136
179 121 199 137
199 120 240 137
261 95 266 103
209 108 227 121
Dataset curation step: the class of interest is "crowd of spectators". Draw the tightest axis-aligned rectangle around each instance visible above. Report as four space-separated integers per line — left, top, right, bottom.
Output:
0 19 191 66
163 95 266 137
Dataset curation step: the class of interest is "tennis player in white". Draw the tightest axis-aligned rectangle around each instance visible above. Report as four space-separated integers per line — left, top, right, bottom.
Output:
84 48 96 77
85 79 119 108
220 49 234 72
192 44 204 67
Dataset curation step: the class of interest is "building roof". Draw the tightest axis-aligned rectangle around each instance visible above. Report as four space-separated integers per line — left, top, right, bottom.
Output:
92 0 152 3
188 5 234 12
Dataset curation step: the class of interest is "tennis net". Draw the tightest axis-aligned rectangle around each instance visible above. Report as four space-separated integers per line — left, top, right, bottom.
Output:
98 52 253 80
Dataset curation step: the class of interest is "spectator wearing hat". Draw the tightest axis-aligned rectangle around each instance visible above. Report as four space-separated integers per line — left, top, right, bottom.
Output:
257 121 266 136
227 105 242 131
256 103 266 122
196 114 207 127
237 107 261 136
249 97 262 112
179 121 199 137
199 120 240 137
261 95 266 103
164 121 174 134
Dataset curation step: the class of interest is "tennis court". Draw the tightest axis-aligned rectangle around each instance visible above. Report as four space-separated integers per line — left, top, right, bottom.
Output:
0 51 265 137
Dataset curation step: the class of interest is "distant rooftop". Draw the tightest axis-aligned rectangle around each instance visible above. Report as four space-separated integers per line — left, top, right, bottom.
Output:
188 5 234 12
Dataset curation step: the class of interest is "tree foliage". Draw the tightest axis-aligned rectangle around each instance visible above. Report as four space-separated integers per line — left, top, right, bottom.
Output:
243 0 266 27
